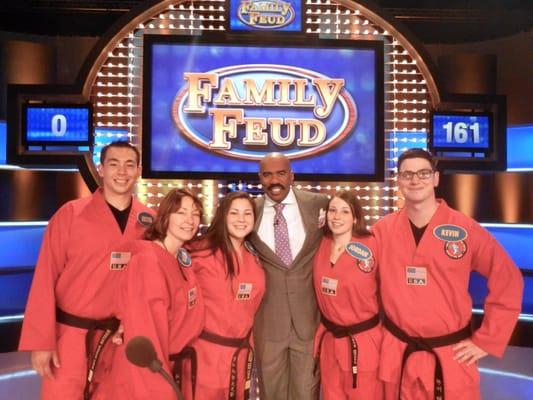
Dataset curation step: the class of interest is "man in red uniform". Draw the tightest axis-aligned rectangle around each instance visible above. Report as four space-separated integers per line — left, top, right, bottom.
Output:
19 141 154 400
373 148 523 400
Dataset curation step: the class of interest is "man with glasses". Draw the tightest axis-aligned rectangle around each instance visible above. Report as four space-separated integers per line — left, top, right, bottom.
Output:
372 148 523 399
250 152 328 400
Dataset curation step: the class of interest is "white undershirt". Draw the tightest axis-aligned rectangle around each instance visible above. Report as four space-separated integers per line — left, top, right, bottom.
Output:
257 188 306 260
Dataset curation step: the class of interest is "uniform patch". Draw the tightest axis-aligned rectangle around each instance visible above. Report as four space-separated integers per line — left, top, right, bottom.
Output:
321 276 338 296
433 224 468 242
406 266 427 285
444 240 467 259
177 248 192 267
109 252 131 270
357 258 375 273
187 286 198 309
346 242 375 272
244 241 258 256
137 212 154 227
237 283 253 300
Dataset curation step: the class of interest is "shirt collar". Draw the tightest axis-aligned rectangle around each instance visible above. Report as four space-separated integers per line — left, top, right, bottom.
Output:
264 187 296 208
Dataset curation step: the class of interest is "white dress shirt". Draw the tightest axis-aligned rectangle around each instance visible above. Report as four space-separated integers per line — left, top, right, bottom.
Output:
257 188 306 261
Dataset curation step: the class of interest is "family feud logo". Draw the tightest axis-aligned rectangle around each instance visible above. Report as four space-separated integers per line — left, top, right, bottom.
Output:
237 0 295 29
171 64 357 160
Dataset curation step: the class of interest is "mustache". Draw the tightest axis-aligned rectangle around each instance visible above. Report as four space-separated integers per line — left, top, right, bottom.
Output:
268 184 285 191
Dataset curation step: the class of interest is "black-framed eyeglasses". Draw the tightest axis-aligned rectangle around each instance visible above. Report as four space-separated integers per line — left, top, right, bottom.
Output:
397 169 434 180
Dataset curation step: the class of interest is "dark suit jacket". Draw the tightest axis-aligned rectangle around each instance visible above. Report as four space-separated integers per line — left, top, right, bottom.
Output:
250 189 329 342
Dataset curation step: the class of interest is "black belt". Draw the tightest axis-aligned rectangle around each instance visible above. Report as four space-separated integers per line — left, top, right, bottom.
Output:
199 330 254 400
383 314 472 400
55 307 120 400
170 346 197 399
317 314 380 388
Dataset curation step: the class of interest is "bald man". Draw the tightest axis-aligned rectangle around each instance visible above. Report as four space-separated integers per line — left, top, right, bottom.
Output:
250 153 329 400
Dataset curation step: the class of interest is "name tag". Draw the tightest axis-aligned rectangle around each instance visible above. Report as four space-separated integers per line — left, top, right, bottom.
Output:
406 266 427 286
237 283 253 300
109 252 131 270
188 287 198 309
321 276 338 296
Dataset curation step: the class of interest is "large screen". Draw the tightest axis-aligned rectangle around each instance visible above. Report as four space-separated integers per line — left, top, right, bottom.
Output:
22 104 93 146
143 35 384 181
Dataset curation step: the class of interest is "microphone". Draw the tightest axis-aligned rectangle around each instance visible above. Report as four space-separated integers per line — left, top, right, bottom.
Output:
126 336 185 400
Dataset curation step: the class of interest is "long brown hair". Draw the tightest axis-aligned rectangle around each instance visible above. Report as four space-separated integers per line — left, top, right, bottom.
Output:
144 189 203 242
323 190 370 237
191 191 256 279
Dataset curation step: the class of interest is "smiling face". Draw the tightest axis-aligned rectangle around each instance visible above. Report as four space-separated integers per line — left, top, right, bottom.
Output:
397 157 439 206
226 198 255 247
259 155 294 203
166 196 201 246
327 196 355 237
97 147 140 198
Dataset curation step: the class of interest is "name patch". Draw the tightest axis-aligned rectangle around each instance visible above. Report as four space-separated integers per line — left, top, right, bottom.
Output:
137 212 154 227
346 241 375 273
406 266 427 286
109 252 131 270
178 248 192 267
433 224 468 242
237 283 253 300
188 286 198 309
321 276 338 296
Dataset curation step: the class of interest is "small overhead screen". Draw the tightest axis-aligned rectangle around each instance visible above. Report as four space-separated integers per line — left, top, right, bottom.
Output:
431 112 492 153
22 103 93 147
143 34 384 181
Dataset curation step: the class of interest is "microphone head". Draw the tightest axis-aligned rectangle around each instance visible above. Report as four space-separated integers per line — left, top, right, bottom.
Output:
126 336 157 368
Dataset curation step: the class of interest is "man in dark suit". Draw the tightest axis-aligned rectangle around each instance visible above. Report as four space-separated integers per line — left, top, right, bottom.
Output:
250 153 329 400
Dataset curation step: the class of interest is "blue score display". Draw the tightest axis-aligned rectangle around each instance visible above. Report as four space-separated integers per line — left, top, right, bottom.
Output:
431 113 491 151
23 104 93 146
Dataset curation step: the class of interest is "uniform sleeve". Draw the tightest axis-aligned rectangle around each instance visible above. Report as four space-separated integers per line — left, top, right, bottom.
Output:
119 255 176 400
470 224 524 357
19 203 73 351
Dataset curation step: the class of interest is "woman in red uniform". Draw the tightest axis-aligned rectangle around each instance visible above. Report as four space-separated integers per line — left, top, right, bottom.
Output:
313 190 383 400
181 191 265 400
104 188 205 400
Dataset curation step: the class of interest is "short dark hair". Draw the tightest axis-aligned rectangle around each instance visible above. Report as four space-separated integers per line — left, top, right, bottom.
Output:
144 189 203 242
100 141 140 165
397 148 438 171
323 190 370 237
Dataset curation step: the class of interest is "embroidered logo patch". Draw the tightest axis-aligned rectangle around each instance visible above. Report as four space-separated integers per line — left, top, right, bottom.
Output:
321 276 338 296
444 241 467 259
433 224 468 242
137 212 154 227
237 283 253 300
177 248 192 267
109 252 131 270
346 242 375 272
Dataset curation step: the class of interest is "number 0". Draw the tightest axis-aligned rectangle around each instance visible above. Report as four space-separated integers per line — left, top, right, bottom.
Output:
51 114 67 136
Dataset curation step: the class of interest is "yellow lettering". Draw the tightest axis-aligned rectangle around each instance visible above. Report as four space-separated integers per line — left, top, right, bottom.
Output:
313 79 345 118
183 73 217 114
243 118 268 145
243 79 277 106
212 79 242 106
297 119 326 146
209 109 244 149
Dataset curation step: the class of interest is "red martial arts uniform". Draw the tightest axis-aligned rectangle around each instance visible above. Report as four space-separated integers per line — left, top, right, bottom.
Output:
104 241 205 400
182 243 265 400
313 235 383 400
373 200 523 400
19 189 153 400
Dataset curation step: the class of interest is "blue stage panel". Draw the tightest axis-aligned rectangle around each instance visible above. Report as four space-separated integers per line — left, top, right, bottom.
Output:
0 224 45 269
